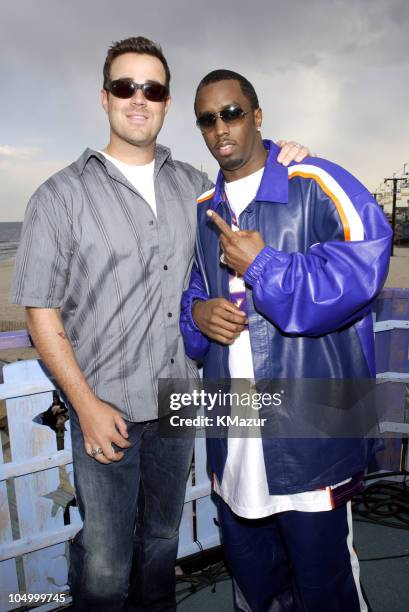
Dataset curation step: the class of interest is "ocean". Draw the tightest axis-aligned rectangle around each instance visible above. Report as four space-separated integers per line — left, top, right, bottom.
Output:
0 222 22 261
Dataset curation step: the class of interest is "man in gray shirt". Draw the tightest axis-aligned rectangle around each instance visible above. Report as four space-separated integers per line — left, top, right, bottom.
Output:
11 36 309 611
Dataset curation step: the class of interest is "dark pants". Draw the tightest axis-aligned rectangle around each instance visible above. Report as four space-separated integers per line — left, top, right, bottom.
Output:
217 497 371 612
68 408 194 611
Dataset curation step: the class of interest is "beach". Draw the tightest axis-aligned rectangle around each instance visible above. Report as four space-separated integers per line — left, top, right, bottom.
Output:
0 248 408 433
0 248 407 360
0 258 37 363
383 246 409 288
0 248 407 330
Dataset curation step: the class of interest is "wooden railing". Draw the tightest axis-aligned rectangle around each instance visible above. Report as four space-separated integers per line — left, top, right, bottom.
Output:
1 288 408 611
0 358 220 612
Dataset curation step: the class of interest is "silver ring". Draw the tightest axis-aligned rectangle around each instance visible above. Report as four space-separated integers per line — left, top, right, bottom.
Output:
91 447 104 457
220 253 227 265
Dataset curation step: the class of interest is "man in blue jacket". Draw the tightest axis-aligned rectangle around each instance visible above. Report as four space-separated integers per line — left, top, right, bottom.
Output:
180 69 392 611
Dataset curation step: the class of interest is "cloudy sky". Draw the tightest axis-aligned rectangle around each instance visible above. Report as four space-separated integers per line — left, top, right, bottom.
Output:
1 0 408 221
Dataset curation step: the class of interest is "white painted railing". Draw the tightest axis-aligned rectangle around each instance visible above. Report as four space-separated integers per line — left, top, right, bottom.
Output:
0 360 220 612
1 287 408 610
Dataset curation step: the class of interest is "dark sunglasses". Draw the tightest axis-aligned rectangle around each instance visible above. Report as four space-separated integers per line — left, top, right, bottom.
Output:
196 105 249 130
105 78 169 102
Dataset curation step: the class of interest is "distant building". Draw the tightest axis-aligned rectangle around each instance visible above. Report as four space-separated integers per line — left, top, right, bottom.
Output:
376 178 409 215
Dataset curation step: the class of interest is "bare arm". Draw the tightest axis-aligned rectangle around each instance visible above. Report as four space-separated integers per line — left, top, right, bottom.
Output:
26 307 131 463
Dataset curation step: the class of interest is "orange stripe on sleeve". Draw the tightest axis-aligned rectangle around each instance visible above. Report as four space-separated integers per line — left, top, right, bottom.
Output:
197 192 215 205
289 171 351 241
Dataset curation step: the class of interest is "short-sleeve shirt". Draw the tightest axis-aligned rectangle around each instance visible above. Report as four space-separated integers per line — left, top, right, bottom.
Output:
11 146 212 421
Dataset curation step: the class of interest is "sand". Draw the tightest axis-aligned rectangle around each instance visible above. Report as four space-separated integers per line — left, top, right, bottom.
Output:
0 247 407 356
0 250 407 420
0 259 38 364
0 259 26 330
383 246 409 289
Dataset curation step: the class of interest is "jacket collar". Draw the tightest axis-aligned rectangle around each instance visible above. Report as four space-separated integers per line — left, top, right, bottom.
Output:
211 139 289 210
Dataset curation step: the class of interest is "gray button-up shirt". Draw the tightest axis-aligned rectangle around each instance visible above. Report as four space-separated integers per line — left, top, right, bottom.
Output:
11 146 212 421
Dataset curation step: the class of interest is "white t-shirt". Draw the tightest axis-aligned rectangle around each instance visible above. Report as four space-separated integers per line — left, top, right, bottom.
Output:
213 168 348 518
100 151 157 216
225 169 262 381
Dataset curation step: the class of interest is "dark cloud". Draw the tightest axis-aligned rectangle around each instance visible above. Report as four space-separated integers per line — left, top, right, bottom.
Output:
1 0 408 219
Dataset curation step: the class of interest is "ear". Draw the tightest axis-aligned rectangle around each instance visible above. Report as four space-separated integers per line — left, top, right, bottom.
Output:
254 107 263 130
164 94 172 116
101 88 109 114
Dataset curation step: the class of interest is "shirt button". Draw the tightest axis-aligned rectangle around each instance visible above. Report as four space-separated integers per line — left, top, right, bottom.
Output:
167 312 172 318
163 265 168 270
170 358 175 364
148 220 154 226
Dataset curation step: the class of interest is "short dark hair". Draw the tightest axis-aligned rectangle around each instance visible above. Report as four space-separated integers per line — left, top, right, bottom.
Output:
103 36 171 89
194 69 259 114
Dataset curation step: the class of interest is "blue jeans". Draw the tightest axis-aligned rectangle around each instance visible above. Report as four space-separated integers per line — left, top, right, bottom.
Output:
68 407 194 611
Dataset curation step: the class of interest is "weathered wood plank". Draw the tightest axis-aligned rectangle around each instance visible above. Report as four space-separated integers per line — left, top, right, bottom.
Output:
184 482 211 503
177 533 220 559
196 496 220 550
4 361 68 597
374 319 409 332
0 358 220 612
0 420 19 612
31 596 72 612
0 524 79 562
193 435 209 485
0 451 72 481
193 436 220 551
63 420 81 527
0 381 56 401
177 456 194 559
0 330 32 351
377 372 409 382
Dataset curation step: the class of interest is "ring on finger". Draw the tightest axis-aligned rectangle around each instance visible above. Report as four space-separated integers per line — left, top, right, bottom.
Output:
91 447 104 457
220 253 227 265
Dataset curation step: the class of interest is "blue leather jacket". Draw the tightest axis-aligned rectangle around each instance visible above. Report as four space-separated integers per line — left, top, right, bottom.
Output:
180 140 392 494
